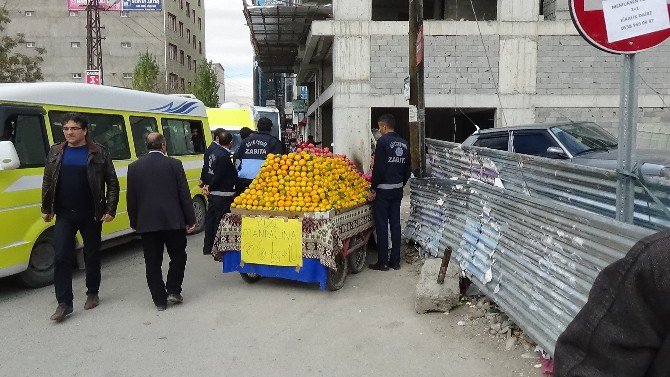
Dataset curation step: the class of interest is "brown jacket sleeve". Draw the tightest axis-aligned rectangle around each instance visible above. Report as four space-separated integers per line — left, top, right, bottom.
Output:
103 150 120 217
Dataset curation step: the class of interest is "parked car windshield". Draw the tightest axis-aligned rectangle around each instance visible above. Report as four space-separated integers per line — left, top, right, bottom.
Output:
550 122 618 156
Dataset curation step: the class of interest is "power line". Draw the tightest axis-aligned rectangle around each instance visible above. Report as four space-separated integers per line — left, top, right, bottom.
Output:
639 73 669 110
468 0 508 127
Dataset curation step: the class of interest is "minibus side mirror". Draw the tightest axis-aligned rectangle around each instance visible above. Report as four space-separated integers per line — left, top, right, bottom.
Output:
0 141 20 170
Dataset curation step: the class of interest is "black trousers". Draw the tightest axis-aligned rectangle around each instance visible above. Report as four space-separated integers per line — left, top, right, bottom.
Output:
53 213 102 307
203 195 233 255
373 188 403 267
140 230 187 306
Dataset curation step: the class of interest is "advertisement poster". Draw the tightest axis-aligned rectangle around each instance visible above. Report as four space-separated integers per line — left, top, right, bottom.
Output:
123 0 162 11
67 0 122 11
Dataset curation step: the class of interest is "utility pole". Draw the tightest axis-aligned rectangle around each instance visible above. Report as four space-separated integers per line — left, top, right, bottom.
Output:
86 0 104 84
409 0 426 178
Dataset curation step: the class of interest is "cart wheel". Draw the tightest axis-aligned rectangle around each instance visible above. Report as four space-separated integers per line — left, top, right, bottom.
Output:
240 273 262 283
326 253 348 291
347 235 368 274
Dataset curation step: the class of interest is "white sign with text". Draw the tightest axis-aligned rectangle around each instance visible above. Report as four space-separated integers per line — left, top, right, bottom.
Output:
602 0 670 42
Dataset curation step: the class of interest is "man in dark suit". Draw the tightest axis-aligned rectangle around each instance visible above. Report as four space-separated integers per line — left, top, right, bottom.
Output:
126 132 196 311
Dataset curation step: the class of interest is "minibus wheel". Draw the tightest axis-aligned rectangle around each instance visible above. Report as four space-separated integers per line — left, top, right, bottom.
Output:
17 232 55 288
192 196 206 234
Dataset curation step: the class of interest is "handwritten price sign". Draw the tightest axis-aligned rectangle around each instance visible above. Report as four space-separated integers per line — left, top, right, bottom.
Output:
241 217 303 267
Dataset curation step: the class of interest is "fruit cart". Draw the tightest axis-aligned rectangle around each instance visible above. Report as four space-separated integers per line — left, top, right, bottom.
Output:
212 204 374 291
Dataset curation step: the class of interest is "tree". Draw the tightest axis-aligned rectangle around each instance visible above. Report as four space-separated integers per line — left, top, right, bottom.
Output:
132 51 160 92
0 8 45 83
191 59 220 107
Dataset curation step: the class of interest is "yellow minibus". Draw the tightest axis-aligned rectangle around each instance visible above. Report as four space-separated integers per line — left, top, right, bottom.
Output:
0 83 211 287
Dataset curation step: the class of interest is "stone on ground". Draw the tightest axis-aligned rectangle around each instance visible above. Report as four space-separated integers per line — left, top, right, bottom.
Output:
415 258 461 314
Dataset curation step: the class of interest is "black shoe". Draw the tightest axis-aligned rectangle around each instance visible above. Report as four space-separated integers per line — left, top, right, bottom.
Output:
369 263 389 271
84 294 99 310
390 263 401 270
50 303 73 322
156 304 167 311
167 293 183 304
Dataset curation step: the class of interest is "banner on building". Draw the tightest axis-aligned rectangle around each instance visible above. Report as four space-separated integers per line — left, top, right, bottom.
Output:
68 0 123 11
123 0 162 11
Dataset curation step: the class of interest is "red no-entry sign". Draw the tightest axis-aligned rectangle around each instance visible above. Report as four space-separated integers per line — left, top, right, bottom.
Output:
570 0 670 54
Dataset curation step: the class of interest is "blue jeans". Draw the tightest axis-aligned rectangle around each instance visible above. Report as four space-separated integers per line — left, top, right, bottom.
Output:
53 213 102 307
373 188 403 266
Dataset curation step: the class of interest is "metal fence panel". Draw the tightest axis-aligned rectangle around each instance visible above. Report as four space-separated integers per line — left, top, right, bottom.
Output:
406 141 660 355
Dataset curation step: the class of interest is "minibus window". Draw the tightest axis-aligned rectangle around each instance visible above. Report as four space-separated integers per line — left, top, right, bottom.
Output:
188 120 206 153
5 114 48 168
130 116 158 157
162 118 200 156
50 111 131 160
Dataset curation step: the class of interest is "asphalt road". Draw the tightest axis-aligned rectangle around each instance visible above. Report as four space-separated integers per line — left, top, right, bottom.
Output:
0 232 542 377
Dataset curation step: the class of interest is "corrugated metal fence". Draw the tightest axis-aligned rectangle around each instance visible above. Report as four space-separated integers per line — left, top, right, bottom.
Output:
404 139 666 355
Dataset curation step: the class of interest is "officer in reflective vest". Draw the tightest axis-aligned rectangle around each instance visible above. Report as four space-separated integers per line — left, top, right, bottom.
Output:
368 114 411 271
234 117 285 195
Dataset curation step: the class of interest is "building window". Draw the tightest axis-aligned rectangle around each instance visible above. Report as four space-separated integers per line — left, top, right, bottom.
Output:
198 17 202 30
197 0 201 6
25 11 34 17
26 42 36 48
123 72 133 79
179 21 184 37
188 81 191 88
180 0 183 9
187 55 192 70
168 13 177 31
180 78 185 91
120 11 129 17
192 36 196 50
69 11 78 17
168 44 177 60
71 42 81 48
199 41 202 55
193 60 197 73
179 50 185 65
187 29 191 43
192 10 195 22
72 73 82 79
186 2 190 15
121 41 132 48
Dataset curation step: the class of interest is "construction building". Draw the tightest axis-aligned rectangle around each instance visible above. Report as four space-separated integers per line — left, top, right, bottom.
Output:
245 0 670 172
3 0 206 91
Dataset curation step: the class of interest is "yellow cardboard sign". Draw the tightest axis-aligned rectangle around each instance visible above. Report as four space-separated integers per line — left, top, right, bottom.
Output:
241 217 303 267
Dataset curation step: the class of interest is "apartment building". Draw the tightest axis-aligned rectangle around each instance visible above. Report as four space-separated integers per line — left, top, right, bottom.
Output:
4 0 206 91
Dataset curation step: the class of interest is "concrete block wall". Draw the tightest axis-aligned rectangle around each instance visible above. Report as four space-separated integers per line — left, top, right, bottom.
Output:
425 36 500 95
536 107 670 149
370 35 408 96
370 34 500 96
537 36 670 96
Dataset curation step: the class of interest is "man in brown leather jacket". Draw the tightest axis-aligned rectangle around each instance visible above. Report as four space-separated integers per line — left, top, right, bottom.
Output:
41 113 119 322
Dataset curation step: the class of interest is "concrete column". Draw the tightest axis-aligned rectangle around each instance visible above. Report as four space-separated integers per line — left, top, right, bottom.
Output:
332 33 373 171
498 0 540 22
333 0 371 20
495 0 539 126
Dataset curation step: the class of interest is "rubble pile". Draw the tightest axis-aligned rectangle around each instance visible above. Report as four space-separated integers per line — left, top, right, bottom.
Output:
458 296 536 352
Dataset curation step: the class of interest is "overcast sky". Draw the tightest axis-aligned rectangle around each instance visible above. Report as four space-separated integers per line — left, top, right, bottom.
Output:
204 0 254 104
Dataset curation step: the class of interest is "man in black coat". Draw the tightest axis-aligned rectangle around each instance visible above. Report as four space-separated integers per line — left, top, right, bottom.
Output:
554 230 670 377
127 132 196 311
202 130 237 255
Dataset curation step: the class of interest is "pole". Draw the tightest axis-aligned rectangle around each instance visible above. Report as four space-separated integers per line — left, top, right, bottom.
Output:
615 53 638 224
408 0 426 178
86 0 104 84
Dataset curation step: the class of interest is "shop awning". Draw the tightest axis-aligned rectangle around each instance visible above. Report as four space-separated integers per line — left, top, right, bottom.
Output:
243 2 332 73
